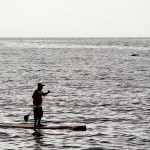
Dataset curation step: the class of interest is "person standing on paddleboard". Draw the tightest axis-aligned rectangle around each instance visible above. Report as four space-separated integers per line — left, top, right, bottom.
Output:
32 83 50 126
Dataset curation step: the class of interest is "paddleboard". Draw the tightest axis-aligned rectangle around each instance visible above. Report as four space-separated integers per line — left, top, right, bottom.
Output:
0 124 86 131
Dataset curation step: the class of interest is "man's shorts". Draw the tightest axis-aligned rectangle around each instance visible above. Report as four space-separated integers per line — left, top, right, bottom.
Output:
34 106 43 119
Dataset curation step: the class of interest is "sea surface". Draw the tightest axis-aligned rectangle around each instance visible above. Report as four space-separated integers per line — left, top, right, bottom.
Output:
0 38 150 150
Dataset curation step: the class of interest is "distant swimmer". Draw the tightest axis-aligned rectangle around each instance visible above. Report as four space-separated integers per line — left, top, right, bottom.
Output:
32 83 50 126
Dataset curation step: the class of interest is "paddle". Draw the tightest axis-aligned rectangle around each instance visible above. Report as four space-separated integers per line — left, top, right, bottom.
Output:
24 110 33 122
24 91 50 122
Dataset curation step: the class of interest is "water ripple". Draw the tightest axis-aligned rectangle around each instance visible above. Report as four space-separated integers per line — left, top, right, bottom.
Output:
0 38 150 149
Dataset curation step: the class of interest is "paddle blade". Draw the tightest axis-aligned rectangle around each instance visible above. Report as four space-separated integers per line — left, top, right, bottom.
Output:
24 115 29 122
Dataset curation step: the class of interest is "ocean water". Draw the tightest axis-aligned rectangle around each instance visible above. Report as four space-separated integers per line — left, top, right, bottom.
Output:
0 38 150 150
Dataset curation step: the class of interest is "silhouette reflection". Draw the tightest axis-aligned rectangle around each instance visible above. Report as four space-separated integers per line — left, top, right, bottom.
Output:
32 129 43 150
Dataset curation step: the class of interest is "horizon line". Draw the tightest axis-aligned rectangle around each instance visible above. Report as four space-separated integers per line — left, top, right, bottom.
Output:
0 37 150 39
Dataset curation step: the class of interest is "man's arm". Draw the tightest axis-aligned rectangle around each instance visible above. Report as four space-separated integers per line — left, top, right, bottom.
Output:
42 90 50 96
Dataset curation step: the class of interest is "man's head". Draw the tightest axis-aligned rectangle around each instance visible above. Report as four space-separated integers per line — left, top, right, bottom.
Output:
37 83 45 91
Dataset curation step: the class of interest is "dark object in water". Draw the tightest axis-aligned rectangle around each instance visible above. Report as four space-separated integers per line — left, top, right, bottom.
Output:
131 54 139 56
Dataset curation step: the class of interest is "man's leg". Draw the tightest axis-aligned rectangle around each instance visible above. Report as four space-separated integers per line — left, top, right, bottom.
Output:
38 117 41 126
34 108 38 126
38 107 43 126
34 118 37 126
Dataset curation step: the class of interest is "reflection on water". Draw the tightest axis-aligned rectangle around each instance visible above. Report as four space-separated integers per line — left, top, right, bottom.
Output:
32 130 43 150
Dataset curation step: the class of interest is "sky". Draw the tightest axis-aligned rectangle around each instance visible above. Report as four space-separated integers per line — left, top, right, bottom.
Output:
0 0 150 37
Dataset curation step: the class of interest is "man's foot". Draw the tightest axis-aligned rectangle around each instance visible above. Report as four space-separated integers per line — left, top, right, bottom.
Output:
38 124 45 126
